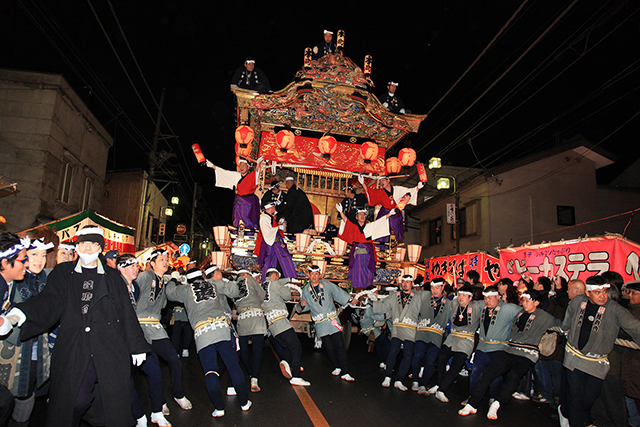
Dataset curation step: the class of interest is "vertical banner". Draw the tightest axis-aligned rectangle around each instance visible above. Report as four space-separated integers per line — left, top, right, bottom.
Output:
424 252 500 285
498 235 640 282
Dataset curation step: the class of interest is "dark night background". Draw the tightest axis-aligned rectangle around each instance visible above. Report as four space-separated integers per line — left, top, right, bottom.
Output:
1 0 639 233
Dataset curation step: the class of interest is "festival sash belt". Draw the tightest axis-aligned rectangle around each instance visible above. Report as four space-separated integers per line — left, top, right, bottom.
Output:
481 339 509 345
138 318 161 325
237 306 264 320
450 331 475 340
194 317 230 333
314 311 339 323
418 326 445 335
565 342 608 362
266 309 288 326
508 342 539 352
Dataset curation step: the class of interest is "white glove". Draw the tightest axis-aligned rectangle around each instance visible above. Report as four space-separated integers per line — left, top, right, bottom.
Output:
279 217 285 224
0 316 13 336
256 156 264 165
6 307 26 327
132 353 147 366
205 160 214 169
417 181 424 189
171 271 181 279
383 102 389 108
400 108 406 114
357 175 365 185
389 209 396 216
335 203 343 213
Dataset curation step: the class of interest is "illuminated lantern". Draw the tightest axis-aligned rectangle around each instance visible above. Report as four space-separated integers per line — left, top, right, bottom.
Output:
398 148 417 167
235 125 254 145
235 141 252 157
386 157 402 174
276 130 295 153
360 141 379 164
318 135 337 159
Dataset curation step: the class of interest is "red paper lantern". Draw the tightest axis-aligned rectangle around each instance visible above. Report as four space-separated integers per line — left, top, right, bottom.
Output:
398 147 417 167
276 130 295 153
360 141 379 163
386 157 402 174
235 125 254 145
235 141 252 157
318 135 337 159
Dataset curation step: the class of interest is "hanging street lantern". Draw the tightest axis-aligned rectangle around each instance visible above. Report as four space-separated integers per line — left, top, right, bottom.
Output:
235 125 254 145
318 135 337 159
360 141 379 164
386 157 402 174
235 141 252 157
276 129 295 153
398 147 417 167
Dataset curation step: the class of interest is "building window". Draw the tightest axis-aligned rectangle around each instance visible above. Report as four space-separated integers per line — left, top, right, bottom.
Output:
557 205 575 226
82 177 93 210
451 201 480 240
59 161 74 204
429 217 442 246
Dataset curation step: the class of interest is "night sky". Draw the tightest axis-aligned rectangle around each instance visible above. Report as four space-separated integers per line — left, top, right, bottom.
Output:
2 0 639 231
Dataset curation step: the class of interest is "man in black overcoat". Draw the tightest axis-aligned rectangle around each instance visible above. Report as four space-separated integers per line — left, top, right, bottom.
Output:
6 226 150 427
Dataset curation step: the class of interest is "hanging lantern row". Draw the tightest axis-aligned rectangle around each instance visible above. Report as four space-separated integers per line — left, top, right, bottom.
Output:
235 125 254 145
235 141 252 157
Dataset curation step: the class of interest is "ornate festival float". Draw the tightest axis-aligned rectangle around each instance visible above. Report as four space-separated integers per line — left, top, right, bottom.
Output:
199 33 428 299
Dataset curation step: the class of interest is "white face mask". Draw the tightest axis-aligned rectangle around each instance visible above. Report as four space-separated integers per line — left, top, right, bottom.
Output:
78 251 100 266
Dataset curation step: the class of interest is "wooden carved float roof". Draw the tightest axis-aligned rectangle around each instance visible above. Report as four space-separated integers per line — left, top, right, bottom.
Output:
232 54 427 149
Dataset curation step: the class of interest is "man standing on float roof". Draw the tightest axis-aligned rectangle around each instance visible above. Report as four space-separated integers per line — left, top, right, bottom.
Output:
358 174 422 243
206 157 264 232
313 29 335 59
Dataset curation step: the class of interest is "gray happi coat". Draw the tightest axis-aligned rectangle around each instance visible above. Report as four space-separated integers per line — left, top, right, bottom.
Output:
297 280 351 338
261 278 294 337
443 299 482 356
135 270 170 343
374 290 427 342
477 301 522 353
415 294 452 348
505 308 559 363
562 294 640 379
165 279 240 352
234 275 267 336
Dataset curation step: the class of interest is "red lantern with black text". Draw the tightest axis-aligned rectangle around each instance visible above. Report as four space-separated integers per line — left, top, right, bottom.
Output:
318 135 337 159
398 147 417 167
235 125 254 145
276 130 295 153
360 141 379 164
235 141 252 157
386 157 402 174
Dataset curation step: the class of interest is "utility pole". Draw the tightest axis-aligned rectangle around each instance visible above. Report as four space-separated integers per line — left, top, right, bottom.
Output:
189 182 198 249
139 88 166 249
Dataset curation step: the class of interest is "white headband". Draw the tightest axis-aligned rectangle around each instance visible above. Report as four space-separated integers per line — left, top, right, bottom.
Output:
117 258 138 268
388 81 399 86
266 268 280 276
76 227 104 237
586 283 611 291
431 279 445 286
308 265 321 272
458 291 473 297
29 238 54 251
0 236 30 260
59 243 75 251
324 29 333 35
205 265 219 276
356 209 367 214
482 291 499 297
285 177 295 181
245 59 255 64
236 269 251 275
401 275 413 281
186 270 202 280
521 292 535 301
149 250 169 261
263 202 276 210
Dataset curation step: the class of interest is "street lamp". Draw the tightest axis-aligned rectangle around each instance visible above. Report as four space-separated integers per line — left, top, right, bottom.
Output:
428 157 442 170
429 157 460 254
161 206 174 217
171 196 180 205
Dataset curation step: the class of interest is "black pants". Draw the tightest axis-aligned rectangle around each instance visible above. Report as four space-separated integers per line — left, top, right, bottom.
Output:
0 384 14 427
384 338 415 382
591 372 628 427
73 358 98 427
171 321 193 353
151 338 185 399
562 368 604 427
468 352 534 408
274 328 303 377
437 345 468 393
239 334 264 380
321 332 349 374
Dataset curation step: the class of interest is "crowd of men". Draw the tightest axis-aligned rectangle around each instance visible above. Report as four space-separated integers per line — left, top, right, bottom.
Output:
1 222 640 427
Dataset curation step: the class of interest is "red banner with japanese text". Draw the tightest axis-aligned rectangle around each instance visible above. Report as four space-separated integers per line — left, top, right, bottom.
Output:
498 235 640 282
258 132 385 174
424 252 500 285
